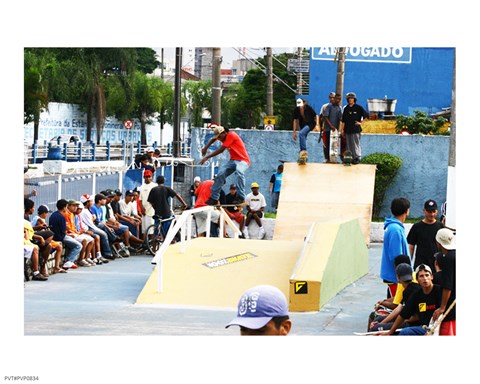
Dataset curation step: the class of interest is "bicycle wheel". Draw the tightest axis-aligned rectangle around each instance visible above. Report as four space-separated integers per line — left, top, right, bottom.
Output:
145 224 165 255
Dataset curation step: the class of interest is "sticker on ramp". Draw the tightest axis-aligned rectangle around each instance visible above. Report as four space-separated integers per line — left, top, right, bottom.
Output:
294 281 308 294
202 252 257 269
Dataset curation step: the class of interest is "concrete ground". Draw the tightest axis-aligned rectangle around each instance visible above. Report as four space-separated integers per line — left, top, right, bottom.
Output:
24 243 385 336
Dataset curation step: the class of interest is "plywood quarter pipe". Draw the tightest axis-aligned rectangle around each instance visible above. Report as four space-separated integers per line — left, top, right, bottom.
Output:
273 163 376 244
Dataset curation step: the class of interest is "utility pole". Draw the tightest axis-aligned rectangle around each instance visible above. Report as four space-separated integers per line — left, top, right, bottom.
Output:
212 47 222 124
336 47 346 104
445 48 456 229
296 47 303 95
173 47 182 158
160 48 164 146
266 47 274 116
449 49 456 168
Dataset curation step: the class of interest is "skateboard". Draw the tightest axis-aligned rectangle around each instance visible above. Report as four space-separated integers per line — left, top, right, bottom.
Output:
329 129 340 163
343 150 353 166
353 328 403 336
215 202 247 208
297 150 308 165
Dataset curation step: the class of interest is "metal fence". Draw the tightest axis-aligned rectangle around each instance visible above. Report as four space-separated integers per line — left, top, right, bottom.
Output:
24 159 218 215
25 140 192 166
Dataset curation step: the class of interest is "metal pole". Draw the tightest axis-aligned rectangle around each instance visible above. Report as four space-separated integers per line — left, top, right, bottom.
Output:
297 47 303 95
449 49 456 168
212 48 222 124
173 48 182 158
160 48 164 147
336 47 346 105
266 47 273 116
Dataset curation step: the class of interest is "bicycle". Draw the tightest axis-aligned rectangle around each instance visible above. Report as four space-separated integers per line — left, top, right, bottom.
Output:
144 207 185 255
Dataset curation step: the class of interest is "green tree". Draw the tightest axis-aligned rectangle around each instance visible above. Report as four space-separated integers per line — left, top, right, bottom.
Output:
256 52 297 130
135 48 161 74
229 68 265 129
131 71 178 145
182 80 212 127
24 49 65 141
49 48 138 143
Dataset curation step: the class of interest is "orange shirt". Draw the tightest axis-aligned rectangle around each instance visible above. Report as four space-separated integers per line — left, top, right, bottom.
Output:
61 210 80 234
194 180 214 208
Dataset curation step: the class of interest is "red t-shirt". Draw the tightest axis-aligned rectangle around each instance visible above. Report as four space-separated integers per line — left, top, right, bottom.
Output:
220 131 250 165
194 180 214 208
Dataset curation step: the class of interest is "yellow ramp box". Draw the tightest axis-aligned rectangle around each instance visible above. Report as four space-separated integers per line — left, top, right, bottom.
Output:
289 219 369 312
274 163 376 245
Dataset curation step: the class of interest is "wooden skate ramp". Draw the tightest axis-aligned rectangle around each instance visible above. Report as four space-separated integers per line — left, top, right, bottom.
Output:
274 163 376 244
136 237 303 308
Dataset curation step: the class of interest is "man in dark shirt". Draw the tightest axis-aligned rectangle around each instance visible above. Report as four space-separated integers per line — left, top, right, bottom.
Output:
147 175 187 234
48 199 82 269
341 92 368 164
224 184 246 238
407 199 444 270
382 264 442 336
432 228 456 335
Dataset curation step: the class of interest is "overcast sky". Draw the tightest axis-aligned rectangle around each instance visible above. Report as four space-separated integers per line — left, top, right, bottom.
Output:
155 47 295 69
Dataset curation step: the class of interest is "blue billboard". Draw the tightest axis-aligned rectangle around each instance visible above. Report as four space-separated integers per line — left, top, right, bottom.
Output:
306 47 454 116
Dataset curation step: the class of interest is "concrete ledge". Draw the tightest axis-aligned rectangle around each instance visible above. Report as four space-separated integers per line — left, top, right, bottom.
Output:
42 160 126 174
370 222 412 243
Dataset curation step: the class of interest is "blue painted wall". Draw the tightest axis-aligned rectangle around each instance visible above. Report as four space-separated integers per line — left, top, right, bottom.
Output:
305 47 454 117
191 128 450 218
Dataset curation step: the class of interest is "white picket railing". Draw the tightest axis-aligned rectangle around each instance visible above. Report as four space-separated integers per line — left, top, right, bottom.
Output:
151 206 242 292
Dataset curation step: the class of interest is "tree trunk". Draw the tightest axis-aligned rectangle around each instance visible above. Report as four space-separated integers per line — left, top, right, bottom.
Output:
95 84 106 145
33 108 40 143
86 96 93 142
141 111 147 146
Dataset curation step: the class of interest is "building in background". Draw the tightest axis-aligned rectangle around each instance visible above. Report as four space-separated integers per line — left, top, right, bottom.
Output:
305 47 454 117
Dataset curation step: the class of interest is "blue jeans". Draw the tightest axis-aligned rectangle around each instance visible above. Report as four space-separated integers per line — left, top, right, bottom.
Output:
210 160 249 200
89 225 113 258
398 326 427 336
62 235 82 262
154 215 174 236
299 124 311 151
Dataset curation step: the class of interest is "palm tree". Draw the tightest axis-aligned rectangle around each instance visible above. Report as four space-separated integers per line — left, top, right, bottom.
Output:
131 72 178 145
24 49 54 141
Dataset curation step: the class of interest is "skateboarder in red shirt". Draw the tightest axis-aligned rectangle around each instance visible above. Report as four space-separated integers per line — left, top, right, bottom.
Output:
199 125 250 206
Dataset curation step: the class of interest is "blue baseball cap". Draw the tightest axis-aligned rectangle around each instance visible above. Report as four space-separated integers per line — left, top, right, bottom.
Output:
225 285 289 329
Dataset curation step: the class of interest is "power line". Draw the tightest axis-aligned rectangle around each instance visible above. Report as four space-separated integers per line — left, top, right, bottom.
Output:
232 47 297 94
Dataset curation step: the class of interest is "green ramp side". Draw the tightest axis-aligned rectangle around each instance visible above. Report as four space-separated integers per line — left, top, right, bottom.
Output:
289 219 368 312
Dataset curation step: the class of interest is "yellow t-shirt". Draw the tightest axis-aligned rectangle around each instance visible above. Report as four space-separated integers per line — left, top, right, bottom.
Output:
393 271 417 305
24 219 35 246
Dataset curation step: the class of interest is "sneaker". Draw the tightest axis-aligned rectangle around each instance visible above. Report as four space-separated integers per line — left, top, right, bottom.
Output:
128 245 139 254
259 227 266 240
86 258 96 265
242 228 249 239
93 257 103 265
62 261 78 269
121 244 130 257
99 256 110 263
205 198 218 206
77 259 91 267
110 247 120 259
32 273 48 281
